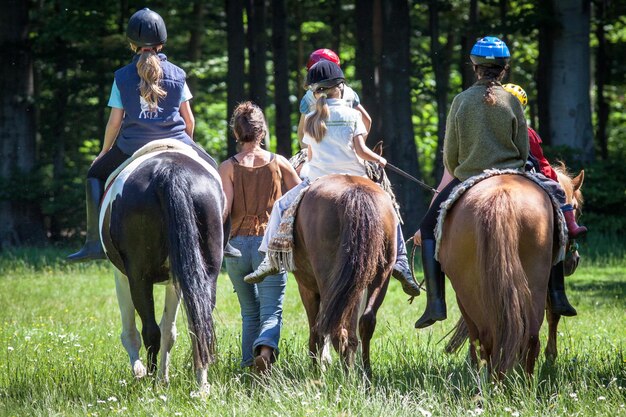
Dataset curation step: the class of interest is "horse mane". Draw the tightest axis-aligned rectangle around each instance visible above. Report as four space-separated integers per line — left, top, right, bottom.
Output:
553 162 584 208
466 185 533 373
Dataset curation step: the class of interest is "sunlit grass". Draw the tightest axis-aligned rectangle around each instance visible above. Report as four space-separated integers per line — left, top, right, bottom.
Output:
0 244 624 416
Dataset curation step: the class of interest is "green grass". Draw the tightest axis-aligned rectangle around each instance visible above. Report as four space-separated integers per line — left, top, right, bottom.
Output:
0 245 625 416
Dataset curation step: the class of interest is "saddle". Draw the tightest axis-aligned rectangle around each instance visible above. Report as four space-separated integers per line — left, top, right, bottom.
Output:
434 169 568 264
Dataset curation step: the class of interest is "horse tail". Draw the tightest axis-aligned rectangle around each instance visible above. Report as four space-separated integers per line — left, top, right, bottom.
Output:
475 188 532 373
317 185 388 346
155 165 214 366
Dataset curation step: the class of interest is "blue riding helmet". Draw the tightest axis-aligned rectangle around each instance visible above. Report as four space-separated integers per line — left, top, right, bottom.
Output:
470 36 510 67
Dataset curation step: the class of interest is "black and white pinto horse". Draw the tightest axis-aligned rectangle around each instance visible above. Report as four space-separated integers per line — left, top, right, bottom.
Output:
99 140 224 391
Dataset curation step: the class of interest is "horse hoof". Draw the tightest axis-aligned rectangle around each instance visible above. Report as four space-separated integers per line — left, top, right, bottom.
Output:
132 361 147 379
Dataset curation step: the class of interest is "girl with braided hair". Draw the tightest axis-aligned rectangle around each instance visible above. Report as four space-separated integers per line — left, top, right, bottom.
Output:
414 36 529 328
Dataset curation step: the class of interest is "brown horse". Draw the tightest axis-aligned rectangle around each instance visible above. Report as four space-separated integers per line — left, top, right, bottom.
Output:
438 174 556 376
292 174 397 379
545 166 585 360
444 167 586 365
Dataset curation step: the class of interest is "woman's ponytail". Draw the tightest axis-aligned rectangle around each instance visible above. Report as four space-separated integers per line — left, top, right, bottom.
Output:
304 91 331 143
136 49 167 110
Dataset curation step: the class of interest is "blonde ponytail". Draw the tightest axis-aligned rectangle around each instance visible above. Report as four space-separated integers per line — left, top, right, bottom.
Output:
136 49 167 110
304 93 330 143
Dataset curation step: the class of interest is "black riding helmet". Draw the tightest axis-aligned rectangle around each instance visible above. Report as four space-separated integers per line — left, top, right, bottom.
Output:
306 60 345 92
126 8 167 47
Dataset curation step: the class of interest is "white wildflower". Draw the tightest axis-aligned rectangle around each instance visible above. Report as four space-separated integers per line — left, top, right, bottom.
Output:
159 395 167 402
107 396 118 402
7 346 13 352
597 396 606 401
417 407 432 417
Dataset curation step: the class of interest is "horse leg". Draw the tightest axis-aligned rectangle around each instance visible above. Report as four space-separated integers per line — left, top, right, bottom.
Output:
359 275 390 381
457 297 480 368
544 300 561 362
185 312 210 393
157 281 180 385
126 273 160 375
297 282 323 368
114 269 146 379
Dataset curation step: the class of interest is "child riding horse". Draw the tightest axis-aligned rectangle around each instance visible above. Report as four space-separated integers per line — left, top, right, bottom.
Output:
244 60 420 297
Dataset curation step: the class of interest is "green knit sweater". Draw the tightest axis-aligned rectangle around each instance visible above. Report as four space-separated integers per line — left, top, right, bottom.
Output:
443 80 529 181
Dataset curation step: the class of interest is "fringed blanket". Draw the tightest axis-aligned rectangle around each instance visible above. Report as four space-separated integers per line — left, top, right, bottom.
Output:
266 183 310 272
434 169 568 264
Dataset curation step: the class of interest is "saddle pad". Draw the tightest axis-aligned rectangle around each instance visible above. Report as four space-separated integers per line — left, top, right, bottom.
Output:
434 168 568 264
266 184 310 272
99 140 223 244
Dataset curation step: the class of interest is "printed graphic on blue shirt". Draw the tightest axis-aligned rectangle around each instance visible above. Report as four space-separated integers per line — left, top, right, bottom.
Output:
139 96 163 119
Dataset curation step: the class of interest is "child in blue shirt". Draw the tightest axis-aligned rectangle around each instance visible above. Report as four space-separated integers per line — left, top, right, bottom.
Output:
68 8 238 262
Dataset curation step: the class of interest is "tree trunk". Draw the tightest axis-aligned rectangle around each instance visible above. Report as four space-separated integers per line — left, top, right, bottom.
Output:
536 0 554 144
429 0 453 182
594 0 608 160
380 0 425 233
226 0 246 157
187 0 206 99
546 0 594 161
0 0 46 247
355 0 382 143
460 0 479 90
246 0 267 110
329 0 342 54
271 0 292 157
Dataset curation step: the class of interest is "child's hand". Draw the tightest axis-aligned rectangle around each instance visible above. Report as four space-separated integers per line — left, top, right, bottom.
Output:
413 229 422 246
377 156 387 167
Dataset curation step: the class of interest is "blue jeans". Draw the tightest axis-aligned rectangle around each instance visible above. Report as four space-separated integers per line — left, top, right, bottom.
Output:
224 235 287 367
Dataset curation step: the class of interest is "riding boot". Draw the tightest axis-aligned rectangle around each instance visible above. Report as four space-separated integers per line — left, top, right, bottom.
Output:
414 239 447 329
548 261 577 317
244 255 280 284
67 178 107 263
223 215 242 258
391 226 420 296
562 204 587 239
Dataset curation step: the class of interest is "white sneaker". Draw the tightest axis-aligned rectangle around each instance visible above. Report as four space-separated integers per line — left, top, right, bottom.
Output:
244 256 279 284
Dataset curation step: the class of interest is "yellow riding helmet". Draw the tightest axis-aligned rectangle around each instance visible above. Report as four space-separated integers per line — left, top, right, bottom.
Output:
502 83 528 107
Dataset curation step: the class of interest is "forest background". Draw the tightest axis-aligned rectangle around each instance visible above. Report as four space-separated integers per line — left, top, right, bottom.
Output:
1 0 625 248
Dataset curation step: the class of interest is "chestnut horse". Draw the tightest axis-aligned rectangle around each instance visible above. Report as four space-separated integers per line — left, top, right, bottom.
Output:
444 167 585 365
438 174 556 376
292 174 396 379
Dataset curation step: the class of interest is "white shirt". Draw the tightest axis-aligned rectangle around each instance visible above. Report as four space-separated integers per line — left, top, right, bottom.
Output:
302 99 368 181
299 86 360 114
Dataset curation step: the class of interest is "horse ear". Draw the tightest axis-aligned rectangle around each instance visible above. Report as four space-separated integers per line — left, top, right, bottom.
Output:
572 170 584 191
372 141 384 156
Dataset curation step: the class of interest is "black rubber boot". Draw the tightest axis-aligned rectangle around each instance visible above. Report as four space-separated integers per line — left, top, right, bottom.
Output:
415 239 447 329
548 261 577 317
223 215 241 258
67 178 107 263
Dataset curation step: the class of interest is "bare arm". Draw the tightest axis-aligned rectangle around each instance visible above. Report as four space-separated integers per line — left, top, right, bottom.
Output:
355 104 372 139
277 156 302 190
180 100 195 139
217 160 235 221
96 108 124 161
353 134 386 166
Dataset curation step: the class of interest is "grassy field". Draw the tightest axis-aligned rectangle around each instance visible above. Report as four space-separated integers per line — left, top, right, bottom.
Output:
0 236 624 416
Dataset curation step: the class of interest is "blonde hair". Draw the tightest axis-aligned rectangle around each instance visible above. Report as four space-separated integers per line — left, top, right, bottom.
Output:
132 44 167 110
230 101 268 143
304 85 341 143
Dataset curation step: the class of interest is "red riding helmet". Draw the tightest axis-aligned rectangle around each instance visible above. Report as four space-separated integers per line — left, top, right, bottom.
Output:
306 48 340 70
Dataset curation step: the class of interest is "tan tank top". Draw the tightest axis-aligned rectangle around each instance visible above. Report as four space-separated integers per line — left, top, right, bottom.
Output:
230 154 283 237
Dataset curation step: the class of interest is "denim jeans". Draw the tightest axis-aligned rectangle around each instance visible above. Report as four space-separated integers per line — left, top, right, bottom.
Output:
225 235 287 367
